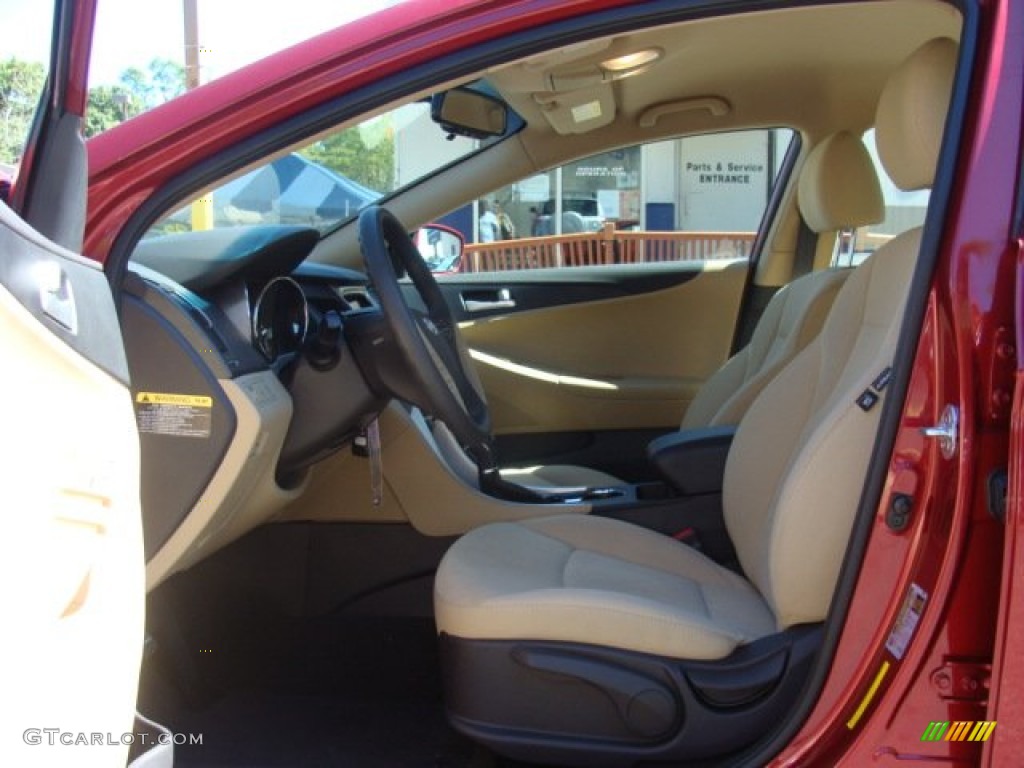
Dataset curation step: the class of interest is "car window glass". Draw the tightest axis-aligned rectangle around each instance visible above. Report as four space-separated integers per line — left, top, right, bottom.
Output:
84 0 408 137
0 2 54 195
836 128 930 266
455 128 794 273
141 99 484 239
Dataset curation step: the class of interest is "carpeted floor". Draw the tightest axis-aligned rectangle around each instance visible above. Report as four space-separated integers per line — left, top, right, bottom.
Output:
138 614 485 767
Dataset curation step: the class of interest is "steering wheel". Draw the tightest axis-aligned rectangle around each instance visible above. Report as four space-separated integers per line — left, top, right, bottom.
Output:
358 206 493 464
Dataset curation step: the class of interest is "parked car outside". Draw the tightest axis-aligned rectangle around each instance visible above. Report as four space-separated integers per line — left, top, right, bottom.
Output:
534 196 606 234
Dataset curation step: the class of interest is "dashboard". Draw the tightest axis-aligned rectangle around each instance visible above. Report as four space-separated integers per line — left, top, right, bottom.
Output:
125 225 389 586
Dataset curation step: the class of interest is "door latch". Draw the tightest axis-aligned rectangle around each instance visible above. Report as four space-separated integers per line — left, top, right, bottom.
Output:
930 659 991 701
920 404 958 460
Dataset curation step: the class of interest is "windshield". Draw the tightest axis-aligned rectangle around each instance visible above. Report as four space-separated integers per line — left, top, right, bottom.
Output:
145 99 493 239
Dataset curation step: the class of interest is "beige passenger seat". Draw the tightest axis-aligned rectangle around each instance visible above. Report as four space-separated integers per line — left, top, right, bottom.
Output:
433 38 958 766
507 129 886 489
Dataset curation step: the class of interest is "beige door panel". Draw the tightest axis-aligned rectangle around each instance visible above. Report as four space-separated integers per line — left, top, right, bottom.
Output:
0 283 144 768
460 261 748 434
469 348 697 433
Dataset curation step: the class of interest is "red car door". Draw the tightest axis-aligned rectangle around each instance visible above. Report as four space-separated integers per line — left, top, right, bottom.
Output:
985 237 1024 763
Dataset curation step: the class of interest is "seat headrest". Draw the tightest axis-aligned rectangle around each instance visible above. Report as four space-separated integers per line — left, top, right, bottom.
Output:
797 131 883 234
876 37 958 191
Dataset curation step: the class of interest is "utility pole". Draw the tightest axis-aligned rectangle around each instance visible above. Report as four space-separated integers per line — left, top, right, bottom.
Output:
184 0 200 90
184 0 213 230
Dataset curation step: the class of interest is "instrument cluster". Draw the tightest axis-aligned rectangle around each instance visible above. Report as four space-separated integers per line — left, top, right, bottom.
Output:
251 276 310 362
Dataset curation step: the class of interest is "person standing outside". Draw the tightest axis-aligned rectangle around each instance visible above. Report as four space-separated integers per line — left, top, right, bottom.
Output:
478 200 499 243
496 203 515 240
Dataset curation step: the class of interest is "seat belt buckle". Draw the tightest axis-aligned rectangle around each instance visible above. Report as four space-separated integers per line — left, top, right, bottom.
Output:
672 527 703 551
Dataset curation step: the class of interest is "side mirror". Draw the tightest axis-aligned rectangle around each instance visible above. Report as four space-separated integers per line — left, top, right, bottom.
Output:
430 88 508 140
416 224 464 273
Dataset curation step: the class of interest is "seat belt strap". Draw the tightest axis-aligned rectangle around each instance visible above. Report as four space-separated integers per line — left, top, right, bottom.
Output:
793 215 817 277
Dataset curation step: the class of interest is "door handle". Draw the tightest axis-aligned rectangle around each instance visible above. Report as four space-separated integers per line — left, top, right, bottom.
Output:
461 288 516 313
38 262 78 333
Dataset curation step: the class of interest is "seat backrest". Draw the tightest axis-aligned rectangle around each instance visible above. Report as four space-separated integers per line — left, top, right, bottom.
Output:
723 37 958 629
681 134 884 429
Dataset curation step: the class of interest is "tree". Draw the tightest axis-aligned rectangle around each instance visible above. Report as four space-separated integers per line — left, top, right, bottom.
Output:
85 85 141 138
0 57 45 164
299 125 394 193
0 55 187 156
146 59 186 105
119 58 185 110
118 67 148 104
85 58 186 138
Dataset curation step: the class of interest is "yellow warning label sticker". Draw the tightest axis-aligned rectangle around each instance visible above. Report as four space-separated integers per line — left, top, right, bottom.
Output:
135 392 213 438
135 392 213 408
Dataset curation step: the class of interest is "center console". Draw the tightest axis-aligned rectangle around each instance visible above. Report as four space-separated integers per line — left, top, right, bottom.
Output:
485 425 740 566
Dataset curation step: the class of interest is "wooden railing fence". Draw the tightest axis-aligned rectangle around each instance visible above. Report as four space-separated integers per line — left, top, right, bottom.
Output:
461 224 756 273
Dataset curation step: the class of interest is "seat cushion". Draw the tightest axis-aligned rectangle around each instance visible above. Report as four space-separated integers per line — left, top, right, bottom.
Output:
435 514 777 660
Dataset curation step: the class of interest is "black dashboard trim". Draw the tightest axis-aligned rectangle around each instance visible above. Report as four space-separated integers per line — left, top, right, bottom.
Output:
132 225 320 294
124 264 268 379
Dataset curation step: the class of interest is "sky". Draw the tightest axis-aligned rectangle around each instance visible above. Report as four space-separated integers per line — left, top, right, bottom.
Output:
2 0 926 210
2 0 405 86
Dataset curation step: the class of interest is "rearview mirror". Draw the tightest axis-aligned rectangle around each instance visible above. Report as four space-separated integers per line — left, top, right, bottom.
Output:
416 224 464 273
431 88 508 140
